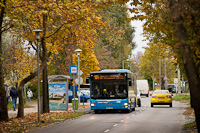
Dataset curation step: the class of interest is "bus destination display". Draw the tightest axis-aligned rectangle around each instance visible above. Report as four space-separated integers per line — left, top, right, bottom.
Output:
93 74 124 80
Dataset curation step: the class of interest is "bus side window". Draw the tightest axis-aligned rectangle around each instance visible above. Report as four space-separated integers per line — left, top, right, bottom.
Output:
129 80 132 86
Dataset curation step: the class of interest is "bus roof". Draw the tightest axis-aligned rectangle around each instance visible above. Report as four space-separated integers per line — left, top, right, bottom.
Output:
90 69 134 74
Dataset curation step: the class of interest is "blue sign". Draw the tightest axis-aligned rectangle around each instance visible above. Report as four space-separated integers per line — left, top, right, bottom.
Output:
70 66 78 74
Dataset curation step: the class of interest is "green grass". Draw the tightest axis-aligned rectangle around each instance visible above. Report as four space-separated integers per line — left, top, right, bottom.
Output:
172 94 190 102
183 121 197 129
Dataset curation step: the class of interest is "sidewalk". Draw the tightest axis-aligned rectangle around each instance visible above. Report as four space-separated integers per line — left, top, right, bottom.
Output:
8 100 91 118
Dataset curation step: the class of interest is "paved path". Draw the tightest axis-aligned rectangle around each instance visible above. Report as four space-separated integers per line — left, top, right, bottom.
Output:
8 101 91 118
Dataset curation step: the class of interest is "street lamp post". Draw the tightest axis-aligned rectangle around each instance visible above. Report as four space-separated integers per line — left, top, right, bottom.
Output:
33 29 43 122
164 57 167 90
159 54 161 89
122 59 131 70
75 49 82 107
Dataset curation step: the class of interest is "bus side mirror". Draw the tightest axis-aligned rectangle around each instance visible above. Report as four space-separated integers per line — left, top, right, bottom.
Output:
129 81 132 86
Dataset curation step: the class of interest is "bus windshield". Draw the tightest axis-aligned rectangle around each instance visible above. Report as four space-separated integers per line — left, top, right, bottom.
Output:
90 73 128 99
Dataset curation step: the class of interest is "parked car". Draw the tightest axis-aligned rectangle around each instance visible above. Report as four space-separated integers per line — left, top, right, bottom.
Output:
78 90 90 103
80 90 90 96
167 84 177 93
68 90 90 103
151 90 172 107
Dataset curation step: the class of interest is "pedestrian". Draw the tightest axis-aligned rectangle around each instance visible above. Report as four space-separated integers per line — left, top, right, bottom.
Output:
27 88 33 102
10 86 18 111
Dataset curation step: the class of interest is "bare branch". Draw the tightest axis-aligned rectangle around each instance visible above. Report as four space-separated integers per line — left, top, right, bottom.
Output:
1 24 14 33
45 18 85 39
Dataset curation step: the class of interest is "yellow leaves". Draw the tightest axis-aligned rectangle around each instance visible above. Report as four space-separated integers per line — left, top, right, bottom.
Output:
0 112 84 132
40 10 48 15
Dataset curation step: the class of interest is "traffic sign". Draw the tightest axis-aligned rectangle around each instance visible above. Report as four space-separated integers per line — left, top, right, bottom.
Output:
75 77 83 84
78 70 83 76
70 66 78 74
163 76 168 80
174 78 178 84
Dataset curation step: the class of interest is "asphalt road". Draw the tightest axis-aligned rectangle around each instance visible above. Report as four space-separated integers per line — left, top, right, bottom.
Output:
30 96 187 133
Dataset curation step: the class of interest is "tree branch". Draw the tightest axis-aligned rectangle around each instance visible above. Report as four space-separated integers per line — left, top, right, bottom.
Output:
18 61 46 89
45 18 85 39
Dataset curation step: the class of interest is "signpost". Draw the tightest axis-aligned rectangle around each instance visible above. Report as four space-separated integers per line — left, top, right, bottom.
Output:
70 66 78 111
75 77 83 85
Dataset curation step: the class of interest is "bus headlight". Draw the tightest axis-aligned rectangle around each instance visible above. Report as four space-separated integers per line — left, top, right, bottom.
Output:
91 103 95 106
123 103 128 106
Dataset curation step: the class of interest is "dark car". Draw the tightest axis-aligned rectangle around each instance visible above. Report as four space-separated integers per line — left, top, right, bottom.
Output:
68 90 90 103
167 84 177 93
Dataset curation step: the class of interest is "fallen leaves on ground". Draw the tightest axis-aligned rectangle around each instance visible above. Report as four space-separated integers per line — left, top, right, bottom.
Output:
0 111 85 133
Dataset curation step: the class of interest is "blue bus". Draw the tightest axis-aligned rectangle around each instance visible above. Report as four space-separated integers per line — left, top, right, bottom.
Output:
90 69 138 113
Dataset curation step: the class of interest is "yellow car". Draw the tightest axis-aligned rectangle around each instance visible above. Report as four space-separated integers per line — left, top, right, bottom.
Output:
151 90 172 107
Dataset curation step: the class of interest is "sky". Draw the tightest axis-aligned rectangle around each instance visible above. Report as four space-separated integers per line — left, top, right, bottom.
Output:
127 1 149 55
131 20 148 54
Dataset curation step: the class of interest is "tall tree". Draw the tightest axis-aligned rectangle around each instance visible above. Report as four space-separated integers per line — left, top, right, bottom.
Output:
95 3 135 69
130 0 200 131
139 42 177 87
0 0 15 121
11 0 107 117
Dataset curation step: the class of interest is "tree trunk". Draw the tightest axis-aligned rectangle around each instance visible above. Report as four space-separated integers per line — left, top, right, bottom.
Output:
17 88 24 118
0 0 8 122
41 13 49 114
174 18 200 131
0 39 8 120
180 45 200 131
42 65 49 113
16 63 45 118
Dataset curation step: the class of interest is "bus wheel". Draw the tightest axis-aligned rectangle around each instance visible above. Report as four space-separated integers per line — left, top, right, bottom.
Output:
94 110 99 114
132 106 135 111
138 99 141 107
132 102 136 111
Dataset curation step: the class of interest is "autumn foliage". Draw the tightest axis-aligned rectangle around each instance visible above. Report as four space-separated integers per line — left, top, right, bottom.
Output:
0 112 85 132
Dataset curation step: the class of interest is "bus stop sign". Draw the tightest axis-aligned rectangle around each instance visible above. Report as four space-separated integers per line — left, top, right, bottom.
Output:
70 66 78 74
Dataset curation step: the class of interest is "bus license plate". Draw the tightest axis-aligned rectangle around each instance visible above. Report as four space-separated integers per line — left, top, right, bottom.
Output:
106 107 113 109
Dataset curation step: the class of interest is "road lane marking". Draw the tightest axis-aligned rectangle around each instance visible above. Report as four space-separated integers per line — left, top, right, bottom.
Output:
104 129 110 132
132 114 135 116
127 117 130 119
113 124 118 127
120 120 124 122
